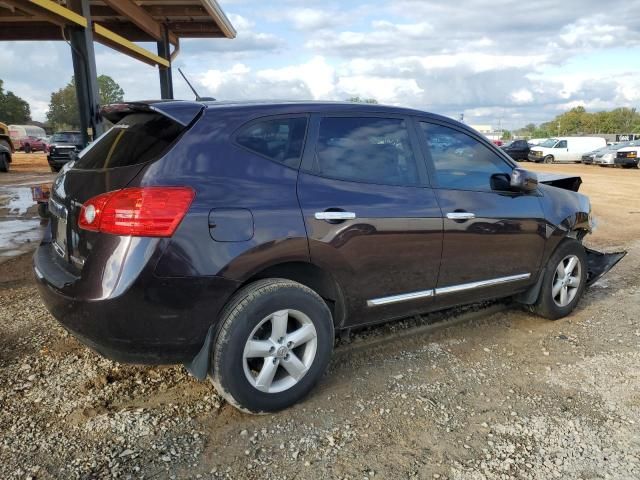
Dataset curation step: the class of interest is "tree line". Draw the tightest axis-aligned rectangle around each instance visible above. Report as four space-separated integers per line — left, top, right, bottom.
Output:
514 106 640 139
0 75 124 131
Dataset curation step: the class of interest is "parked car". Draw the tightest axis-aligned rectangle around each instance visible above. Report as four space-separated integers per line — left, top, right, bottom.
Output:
491 139 503 147
614 144 639 168
34 100 625 413
501 139 530 161
19 135 48 153
47 131 83 172
0 142 11 172
592 141 640 168
8 124 46 147
528 137 606 163
582 144 617 165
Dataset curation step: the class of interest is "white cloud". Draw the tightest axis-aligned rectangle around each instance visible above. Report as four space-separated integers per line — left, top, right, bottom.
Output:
257 56 336 98
282 8 336 30
511 89 534 104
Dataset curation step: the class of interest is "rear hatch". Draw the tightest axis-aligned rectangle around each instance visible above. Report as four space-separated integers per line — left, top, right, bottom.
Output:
48 101 203 272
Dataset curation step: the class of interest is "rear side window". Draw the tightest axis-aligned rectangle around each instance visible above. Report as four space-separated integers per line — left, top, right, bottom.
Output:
315 117 419 185
74 112 183 170
235 117 308 168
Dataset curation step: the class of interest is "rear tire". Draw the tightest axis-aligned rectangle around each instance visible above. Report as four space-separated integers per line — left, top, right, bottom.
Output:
543 155 554 164
0 153 8 172
24 144 31 153
533 239 587 320
211 279 334 414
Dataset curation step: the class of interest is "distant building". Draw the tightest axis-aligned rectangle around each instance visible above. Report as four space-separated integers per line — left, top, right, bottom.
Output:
469 124 503 142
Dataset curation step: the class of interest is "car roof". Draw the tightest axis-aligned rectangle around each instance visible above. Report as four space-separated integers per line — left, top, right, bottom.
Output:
142 98 453 122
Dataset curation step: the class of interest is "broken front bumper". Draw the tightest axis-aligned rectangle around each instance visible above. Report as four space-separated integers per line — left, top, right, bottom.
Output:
585 248 626 286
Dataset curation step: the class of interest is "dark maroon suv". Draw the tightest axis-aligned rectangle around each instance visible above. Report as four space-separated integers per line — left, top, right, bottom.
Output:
34 100 624 413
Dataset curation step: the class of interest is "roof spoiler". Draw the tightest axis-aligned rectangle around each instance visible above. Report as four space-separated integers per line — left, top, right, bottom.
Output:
100 101 205 127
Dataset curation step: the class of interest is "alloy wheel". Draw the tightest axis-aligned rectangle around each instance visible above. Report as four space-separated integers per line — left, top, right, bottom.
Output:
552 254 582 307
242 309 318 393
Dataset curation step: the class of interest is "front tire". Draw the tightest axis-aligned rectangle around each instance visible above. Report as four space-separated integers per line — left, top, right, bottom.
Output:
543 155 554 164
24 144 31 153
211 279 334 414
533 239 587 320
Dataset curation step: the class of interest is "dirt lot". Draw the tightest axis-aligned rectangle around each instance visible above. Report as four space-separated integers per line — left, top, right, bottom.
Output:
1 154 639 479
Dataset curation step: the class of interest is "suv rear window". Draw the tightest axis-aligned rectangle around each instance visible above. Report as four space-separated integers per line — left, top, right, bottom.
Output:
73 112 183 170
315 117 419 185
235 117 308 168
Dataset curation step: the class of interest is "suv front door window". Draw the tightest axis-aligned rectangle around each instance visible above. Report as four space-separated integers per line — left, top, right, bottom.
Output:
419 121 545 304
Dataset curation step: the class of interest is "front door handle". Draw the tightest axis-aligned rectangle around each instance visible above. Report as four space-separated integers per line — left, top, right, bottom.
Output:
315 211 357 221
446 212 476 220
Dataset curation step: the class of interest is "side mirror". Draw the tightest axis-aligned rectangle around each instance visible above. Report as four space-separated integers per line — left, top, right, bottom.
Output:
510 168 538 192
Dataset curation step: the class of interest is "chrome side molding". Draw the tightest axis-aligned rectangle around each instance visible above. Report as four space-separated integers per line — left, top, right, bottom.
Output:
366 289 434 307
367 273 531 307
435 273 531 295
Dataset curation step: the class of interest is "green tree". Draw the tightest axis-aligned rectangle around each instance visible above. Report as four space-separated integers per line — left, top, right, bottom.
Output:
0 79 31 124
347 96 379 104
501 130 512 141
46 75 124 130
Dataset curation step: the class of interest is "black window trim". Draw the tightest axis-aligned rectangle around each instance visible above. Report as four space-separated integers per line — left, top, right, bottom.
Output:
412 116 531 194
231 113 311 170
299 112 430 188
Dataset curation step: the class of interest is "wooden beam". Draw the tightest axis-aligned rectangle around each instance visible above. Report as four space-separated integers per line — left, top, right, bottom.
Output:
0 22 63 40
28 0 87 27
94 23 170 67
101 0 178 45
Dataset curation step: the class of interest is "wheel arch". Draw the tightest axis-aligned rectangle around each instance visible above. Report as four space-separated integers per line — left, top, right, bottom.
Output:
241 261 347 328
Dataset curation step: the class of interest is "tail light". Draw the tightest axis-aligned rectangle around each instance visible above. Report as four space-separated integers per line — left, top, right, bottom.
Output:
78 187 195 237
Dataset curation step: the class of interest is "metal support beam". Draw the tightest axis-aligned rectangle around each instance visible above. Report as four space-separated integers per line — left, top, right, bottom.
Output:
101 0 178 45
67 0 104 146
157 26 174 99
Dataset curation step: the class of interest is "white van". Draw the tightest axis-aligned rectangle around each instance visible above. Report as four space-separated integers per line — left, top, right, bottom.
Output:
528 136 607 163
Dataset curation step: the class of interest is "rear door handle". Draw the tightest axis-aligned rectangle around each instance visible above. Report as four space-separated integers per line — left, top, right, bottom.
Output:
315 211 357 221
446 212 476 220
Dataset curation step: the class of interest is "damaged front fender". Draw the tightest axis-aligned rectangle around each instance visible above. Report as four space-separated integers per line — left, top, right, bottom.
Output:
585 248 626 286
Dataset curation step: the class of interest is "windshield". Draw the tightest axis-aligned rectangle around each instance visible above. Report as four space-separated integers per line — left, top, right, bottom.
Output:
52 132 82 144
539 138 558 148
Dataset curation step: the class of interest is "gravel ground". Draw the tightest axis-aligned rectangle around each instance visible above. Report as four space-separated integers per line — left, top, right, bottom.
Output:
1 160 639 479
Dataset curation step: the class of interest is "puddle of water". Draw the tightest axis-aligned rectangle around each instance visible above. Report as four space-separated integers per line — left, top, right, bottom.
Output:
0 219 43 259
2 187 35 215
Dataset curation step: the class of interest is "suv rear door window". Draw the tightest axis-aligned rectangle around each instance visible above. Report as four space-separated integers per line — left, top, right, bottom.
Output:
73 112 183 170
419 122 512 191
235 117 308 168
315 117 419 185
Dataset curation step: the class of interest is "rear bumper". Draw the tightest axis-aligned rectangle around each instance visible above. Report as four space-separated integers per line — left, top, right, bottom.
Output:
34 241 240 364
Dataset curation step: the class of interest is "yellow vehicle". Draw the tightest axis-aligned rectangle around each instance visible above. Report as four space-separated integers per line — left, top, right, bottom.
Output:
0 121 15 151
0 122 13 172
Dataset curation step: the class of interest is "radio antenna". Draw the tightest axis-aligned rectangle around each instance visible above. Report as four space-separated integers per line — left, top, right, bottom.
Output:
177 68 215 101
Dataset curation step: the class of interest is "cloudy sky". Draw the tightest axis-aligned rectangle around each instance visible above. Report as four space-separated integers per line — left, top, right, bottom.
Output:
1 0 640 129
